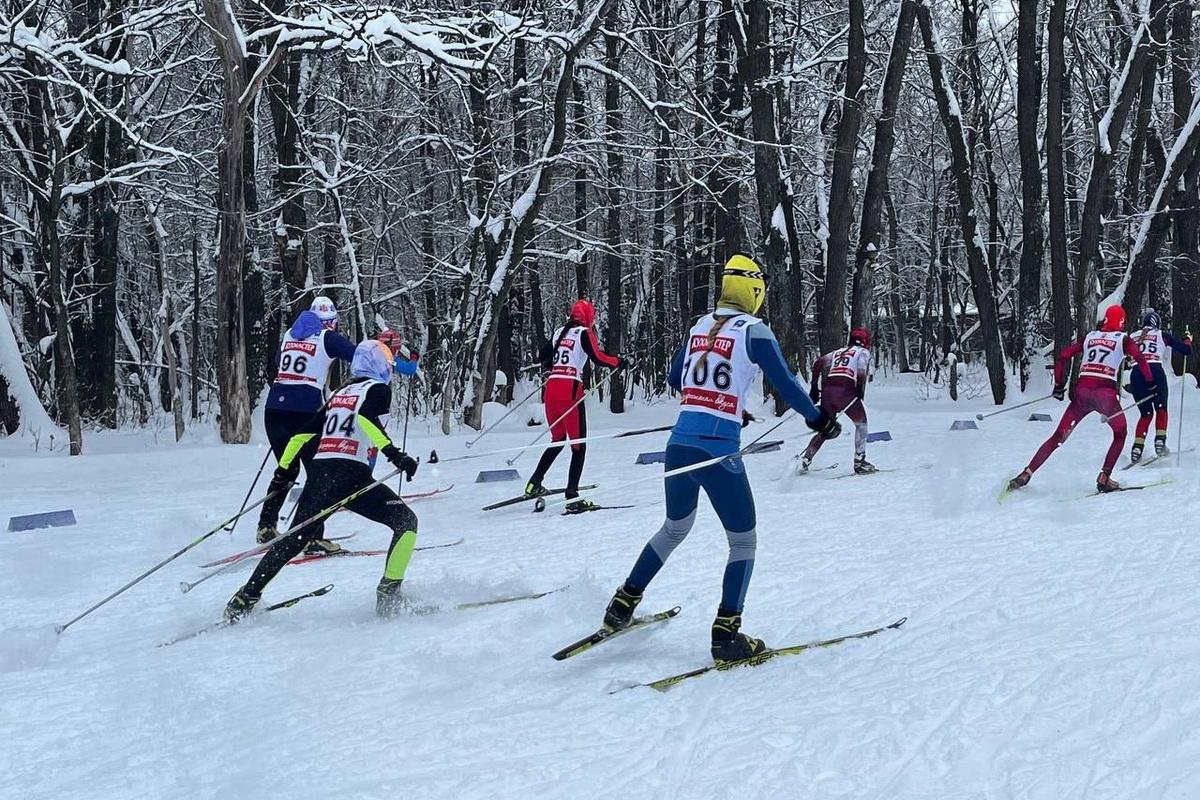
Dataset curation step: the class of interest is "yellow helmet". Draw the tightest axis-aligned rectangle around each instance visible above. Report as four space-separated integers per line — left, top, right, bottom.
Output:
717 253 766 314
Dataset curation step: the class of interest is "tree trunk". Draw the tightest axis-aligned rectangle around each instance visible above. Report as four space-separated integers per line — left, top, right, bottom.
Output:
917 3 1006 403
851 0 917 331
603 1 625 413
818 0 866 354
1046 0 1073 353
1015 0 1044 390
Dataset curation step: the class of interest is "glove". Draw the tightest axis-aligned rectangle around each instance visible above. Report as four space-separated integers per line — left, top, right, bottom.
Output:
614 355 630 372
855 386 865 401
271 465 293 486
809 386 821 404
1052 383 1066 401
382 445 418 480
806 409 842 441
741 411 755 429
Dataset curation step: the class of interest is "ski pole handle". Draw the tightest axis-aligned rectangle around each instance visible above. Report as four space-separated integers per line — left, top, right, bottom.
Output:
975 394 1055 421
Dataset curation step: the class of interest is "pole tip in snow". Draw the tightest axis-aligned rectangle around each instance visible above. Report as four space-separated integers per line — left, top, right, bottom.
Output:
974 413 984 421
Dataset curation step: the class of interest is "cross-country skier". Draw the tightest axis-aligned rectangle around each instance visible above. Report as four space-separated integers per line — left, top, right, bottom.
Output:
600 254 841 662
523 299 624 514
255 296 356 552
225 339 421 622
1008 305 1153 494
1126 309 1192 463
799 328 874 474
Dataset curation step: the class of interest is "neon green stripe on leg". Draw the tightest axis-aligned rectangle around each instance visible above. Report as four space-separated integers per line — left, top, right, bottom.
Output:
383 531 417 581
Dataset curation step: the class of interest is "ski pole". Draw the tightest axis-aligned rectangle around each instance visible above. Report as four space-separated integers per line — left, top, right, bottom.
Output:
224 447 273 534
1178 355 1188 466
1100 391 1156 424
437 424 673 465
179 466 406 591
466 379 547 448
55 483 293 633
399 375 416 491
506 365 625 466
542 411 809 512
974 394 1055 421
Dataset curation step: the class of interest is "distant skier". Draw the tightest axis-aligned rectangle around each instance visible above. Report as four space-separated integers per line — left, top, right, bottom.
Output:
600 254 840 662
523 299 624 514
1126 309 1192 463
1008 305 1153 494
255 296 356 551
799 328 874 474
225 339 421 622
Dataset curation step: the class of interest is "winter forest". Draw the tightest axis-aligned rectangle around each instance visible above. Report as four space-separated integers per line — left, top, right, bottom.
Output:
2 0 1199 454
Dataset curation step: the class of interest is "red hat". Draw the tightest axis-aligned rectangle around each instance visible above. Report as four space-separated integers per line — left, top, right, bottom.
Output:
849 327 871 348
570 299 595 328
1101 305 1126 332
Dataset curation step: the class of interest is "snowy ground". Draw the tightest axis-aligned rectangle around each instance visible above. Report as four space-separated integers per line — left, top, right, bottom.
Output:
2 377 1199 799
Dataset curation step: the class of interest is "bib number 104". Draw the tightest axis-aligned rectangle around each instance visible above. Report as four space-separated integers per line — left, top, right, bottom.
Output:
325 411 356 437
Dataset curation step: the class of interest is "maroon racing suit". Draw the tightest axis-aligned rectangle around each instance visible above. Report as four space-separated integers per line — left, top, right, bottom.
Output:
1025 335 1152 475
802 347 868 461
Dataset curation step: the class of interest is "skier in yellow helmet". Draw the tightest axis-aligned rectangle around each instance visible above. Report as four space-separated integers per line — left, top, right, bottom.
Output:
600 254 841 662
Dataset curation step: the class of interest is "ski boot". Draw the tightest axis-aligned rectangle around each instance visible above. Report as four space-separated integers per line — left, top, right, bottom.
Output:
375 578 406 618
1096 469 1121 493
1007 468 1032 493
303 538 343 557
854 454 878 475
1155 434 1169 458
224 587 261 623
564 499 598 515
1129 439 1144 464
797 454 813 475
523 479 547 499
603 583 644 631
711 610 767 663
255 526 278 545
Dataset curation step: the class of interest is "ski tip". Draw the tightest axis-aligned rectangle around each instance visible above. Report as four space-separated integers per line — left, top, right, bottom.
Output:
889 616 908 629
667 606 682 617
314 584 335 596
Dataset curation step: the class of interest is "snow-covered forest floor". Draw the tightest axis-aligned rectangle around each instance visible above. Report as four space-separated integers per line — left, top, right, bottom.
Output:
3 378 1199 799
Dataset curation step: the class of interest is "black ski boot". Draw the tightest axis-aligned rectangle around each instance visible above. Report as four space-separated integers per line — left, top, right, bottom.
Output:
256 526 278 545
1007 468 1032 492
564 499 598 515
1130 439 1144 464
603 583 644 631
1096 469 1121 493
523 479 547 499
1155 434 1169 458
375 578 405 619
303 538 343 557
854 454 878 475
224 587 261 623
711 610 767 663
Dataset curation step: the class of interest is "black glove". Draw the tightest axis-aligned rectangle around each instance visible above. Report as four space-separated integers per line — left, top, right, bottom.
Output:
1052 383 1066 401
855 386 865 401
741 411 755 429
271 465 292 486
806 409 841 441
809 386 821 404
382 445 418 480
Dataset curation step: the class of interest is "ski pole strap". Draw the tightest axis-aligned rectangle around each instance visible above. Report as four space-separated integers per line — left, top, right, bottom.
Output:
56 482 293 633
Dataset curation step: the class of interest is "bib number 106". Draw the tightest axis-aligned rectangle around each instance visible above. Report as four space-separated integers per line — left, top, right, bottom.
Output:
684 358 732 390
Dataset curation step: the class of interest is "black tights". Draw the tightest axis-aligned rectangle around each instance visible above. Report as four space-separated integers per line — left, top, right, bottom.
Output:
532 443 588 499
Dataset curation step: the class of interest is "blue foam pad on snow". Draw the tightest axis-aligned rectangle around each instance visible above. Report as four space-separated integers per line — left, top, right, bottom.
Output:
950 420 979 430
636 451 666 465
8 509 76 532
1028 413 1053 421
476 469 521 483
866 431 892 443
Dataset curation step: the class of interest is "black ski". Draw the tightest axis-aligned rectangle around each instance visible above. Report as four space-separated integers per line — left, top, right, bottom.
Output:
481 485 597 512
553 606 682 661
612 616 907 693
561 504 635 516
159 584 334 647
